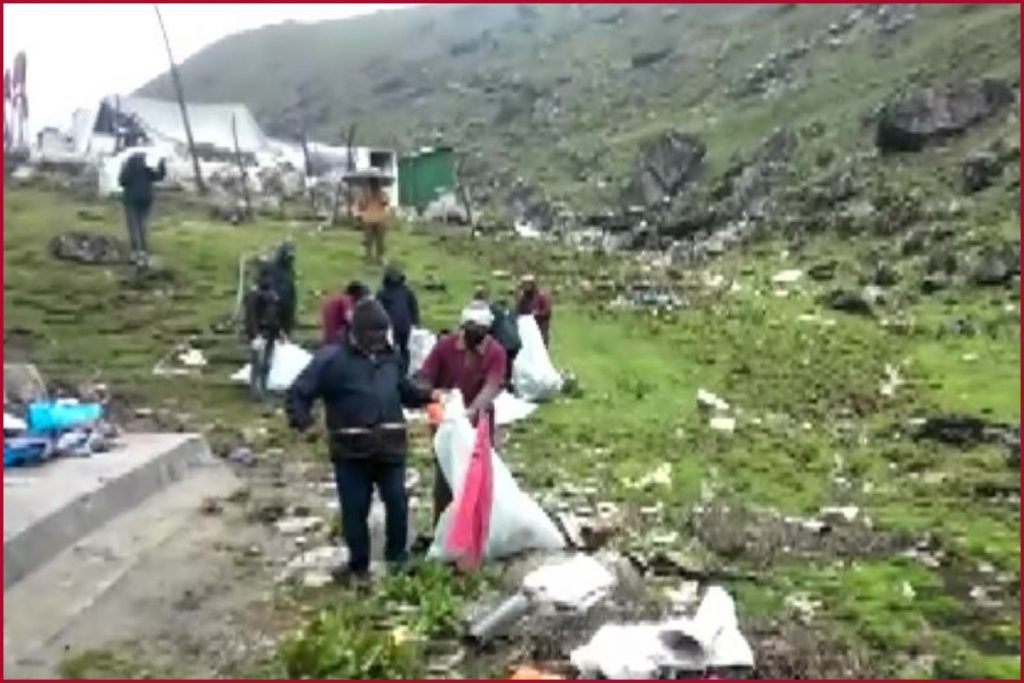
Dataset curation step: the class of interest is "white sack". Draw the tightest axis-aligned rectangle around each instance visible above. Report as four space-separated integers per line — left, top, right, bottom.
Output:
4 412 27 433
408 327 436 376
512 315 562 402
494 390 537 426
428 391 564 562
230 341 313 392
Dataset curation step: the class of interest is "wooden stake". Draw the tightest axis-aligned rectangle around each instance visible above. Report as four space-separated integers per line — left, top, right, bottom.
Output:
154 4 206 195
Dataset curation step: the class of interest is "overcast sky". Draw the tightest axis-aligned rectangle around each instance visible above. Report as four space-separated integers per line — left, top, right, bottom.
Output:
3 3 412 135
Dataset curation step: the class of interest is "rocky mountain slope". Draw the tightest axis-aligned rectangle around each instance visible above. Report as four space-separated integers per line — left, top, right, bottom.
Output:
140 3 1018 231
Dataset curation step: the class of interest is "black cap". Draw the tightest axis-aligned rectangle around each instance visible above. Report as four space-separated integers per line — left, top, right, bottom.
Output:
350 299 391 335
346 280 369 299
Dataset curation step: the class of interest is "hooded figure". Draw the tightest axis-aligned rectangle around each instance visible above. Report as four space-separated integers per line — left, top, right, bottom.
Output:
118 151 167 267
376 263 420 375
286 298 435 581
242 261 282 400
269 242 297 336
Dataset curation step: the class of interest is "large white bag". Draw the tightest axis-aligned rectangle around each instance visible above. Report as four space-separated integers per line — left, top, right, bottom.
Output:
230 341 313 392
512 315 563 402
428 391 564 562
408 327 436 376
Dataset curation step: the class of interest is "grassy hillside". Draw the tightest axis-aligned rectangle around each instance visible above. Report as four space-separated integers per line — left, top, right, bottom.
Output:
3 182 1019 678
139 3 1020 214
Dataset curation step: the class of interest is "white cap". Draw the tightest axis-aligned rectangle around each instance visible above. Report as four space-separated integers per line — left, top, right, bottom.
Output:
460 301 494 328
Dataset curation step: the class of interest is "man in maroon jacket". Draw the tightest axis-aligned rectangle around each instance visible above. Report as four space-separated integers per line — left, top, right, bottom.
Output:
515 274 553 347
415 301 507 527
320 281 369 346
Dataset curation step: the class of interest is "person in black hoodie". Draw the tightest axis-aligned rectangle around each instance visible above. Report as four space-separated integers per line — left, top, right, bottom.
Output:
268 242 297 337
242 262 282 400
376 263 420 375
118 151 167 268
286 299 435 580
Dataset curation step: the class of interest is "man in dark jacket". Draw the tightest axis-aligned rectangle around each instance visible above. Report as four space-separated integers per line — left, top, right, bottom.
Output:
269 242 297 337
376 263 420 375
242 262 282 400
473 287 521 388
287 299 434 579
118 151 167 268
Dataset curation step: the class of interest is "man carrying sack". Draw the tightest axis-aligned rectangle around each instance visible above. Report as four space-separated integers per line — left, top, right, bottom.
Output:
415 301 507 528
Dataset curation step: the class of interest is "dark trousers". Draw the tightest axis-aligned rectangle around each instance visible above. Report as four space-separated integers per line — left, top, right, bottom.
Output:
396 334 411 377
506 348 519 388
248 334 277 399
333 458 408 574
124 201 152 255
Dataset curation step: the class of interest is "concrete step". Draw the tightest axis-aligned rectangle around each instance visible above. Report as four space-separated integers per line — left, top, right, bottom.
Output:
4 433 217 589
3 456 240 678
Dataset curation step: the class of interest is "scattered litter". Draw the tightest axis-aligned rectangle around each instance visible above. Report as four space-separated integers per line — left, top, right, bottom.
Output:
4 412 27 433
231 341 312 392
696 389 730 413
784 592 821 622
276 545 348 587
709 416 736 433
468 592 532 644
570 586 754 678
509 665 564 680
274 515 324 536
772 269 803 285
901 581 916 600
665 581 701 612
228 446 256 466
818 505 860 524
153 342 208 376
628 462 673 489
523 554 617 611
495 391 538 426
879 364 904 398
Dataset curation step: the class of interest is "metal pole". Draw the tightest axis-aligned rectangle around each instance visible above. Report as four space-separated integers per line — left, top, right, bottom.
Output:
154 4 206 195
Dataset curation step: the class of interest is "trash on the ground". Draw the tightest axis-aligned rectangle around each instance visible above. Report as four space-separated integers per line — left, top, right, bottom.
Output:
179 348 207 367
665 580 701 612
879 364 904 398
26 399 102 432
495 390 539 426
626 461 673 489
430 391 564 563
509 665 564 680
709 415 736 433
228 446 256 466
230 341 312 392
784 592 822 622
4 412 27 433
4 436 52 466
276 545 348 586
274 515 324 536
772 269 803 285
468 591 532 644
901 581 916 600
570 586 754 678
153 342 208 376
513 315 563 402
522 554 617 611
696 389 730 413
818 505 860 524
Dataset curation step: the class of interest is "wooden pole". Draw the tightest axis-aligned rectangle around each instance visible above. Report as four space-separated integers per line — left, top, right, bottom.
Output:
231 114 252 220
154 4 206 195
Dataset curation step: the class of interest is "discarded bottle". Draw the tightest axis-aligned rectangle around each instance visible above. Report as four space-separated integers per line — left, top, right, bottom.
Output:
467 591 531 644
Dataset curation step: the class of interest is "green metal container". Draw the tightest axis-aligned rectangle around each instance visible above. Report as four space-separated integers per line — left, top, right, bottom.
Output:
398 146 455 211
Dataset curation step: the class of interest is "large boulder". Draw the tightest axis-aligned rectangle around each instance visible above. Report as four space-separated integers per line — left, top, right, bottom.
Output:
876 79 1016 152
623 131 706 207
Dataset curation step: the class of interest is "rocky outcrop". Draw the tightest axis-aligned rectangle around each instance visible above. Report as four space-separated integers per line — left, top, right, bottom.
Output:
622 131 706 207
876 79 1016 152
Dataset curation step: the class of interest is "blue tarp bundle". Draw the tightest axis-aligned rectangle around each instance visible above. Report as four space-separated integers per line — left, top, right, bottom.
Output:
4 400 105 468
